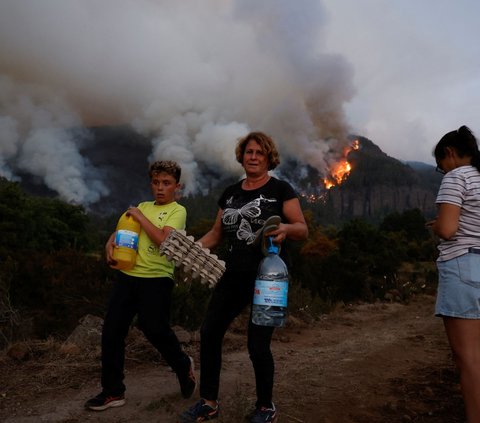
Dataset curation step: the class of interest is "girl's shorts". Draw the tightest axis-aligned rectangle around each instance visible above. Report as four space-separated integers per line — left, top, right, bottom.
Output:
435 252 480 318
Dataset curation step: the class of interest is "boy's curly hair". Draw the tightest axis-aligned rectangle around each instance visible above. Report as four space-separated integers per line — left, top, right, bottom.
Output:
148 160 181 182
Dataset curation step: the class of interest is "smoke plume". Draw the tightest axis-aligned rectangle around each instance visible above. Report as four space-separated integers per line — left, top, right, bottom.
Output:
0 0 355 204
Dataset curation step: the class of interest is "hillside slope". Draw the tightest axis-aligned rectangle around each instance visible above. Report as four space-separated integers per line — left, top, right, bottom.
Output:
18 127 442 222
316 136 441 223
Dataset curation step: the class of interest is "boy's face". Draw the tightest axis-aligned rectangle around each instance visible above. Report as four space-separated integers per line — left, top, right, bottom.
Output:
150 171 179 205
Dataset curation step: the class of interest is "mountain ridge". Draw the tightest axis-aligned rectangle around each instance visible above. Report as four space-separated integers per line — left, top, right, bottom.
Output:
18 127 442 223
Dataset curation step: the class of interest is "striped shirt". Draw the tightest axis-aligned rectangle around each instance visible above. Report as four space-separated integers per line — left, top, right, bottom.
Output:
436 165 480 261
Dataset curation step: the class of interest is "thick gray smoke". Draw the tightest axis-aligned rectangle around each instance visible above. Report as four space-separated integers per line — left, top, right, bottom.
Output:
0 0 355 204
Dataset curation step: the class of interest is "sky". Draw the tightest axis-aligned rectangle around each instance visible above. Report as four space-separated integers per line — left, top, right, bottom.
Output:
322 0 480 165
0 0 478 205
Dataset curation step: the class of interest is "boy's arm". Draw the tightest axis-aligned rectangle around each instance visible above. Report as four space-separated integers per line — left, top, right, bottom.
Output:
105 232 116 265
126 206 177 246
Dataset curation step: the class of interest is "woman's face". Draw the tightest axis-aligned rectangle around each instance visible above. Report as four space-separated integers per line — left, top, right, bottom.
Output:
242 139 269 176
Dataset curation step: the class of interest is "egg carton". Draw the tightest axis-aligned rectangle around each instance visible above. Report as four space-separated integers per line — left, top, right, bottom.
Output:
159 230 226 287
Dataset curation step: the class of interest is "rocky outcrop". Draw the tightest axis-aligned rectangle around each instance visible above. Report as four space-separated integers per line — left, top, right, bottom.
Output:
329 184 438 220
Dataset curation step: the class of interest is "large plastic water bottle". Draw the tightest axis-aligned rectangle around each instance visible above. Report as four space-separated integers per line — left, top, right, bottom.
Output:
111 211 141 271
251 237 289 327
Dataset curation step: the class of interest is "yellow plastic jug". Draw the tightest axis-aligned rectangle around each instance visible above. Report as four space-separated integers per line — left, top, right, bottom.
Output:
111 212 141 270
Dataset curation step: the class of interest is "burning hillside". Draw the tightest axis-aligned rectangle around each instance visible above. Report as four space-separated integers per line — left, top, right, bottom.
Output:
323 139 360 189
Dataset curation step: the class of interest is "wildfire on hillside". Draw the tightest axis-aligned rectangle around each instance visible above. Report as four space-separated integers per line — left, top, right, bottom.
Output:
323 139 359 190
298 139 360 204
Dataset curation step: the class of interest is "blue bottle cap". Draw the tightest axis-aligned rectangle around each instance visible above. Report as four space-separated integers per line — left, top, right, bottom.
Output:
266 237 279 254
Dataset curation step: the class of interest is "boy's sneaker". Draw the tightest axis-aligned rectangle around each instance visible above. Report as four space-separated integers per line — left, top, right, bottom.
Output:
250 403 278 423
84 392 125 411
178 356 197 399
178 399 219 422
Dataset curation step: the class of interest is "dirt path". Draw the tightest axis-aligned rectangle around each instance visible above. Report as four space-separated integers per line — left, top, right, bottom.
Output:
0 295 465 422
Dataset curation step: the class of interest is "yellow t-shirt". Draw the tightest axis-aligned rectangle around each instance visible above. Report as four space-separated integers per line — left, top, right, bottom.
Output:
122 201 186 279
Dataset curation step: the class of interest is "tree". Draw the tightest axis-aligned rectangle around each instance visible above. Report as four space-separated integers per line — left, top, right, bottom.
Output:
380 209 437 261
0 178 28 252
380 209 429 241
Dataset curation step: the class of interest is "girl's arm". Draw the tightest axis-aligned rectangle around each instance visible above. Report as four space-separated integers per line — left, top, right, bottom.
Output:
431 203 461 240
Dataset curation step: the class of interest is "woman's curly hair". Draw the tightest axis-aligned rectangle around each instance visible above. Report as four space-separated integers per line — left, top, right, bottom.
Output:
235 132 280 170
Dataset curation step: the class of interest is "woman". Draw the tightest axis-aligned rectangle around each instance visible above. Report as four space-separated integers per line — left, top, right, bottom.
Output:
180 132 308 423
430 125 480 423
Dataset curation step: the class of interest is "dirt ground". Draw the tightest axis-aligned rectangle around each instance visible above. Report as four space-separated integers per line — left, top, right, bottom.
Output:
0 294 466 423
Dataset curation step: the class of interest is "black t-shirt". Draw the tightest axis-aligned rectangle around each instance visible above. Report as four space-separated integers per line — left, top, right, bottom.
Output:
218 176 297 272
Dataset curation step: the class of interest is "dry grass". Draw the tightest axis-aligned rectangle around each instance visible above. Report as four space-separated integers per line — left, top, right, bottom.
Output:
0 328 180 403
1 338 98 399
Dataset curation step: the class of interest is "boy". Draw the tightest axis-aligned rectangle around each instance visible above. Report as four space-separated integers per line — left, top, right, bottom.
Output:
85 160 195 411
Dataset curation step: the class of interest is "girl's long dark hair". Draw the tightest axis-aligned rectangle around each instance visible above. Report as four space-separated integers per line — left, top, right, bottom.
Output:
434 125 480 172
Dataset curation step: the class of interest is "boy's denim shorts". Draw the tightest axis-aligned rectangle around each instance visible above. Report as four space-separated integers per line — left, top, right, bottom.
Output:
435 252 480 319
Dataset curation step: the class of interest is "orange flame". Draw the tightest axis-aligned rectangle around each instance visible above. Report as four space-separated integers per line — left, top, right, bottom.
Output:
323 139 359 190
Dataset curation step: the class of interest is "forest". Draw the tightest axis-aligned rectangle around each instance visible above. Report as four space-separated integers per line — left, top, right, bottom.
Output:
0 176 439 348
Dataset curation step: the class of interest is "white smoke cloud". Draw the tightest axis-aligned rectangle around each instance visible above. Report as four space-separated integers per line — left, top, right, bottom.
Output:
0 115 19 180
18 127 109 204
193 121 250 176
0 0 355 204
0 76 109 204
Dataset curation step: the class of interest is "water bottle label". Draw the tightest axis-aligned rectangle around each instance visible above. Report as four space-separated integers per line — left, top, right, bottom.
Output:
253 279 288 307
115 230 139 250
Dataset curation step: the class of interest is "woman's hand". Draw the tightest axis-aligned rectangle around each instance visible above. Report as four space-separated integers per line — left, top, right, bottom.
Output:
264 224 288 245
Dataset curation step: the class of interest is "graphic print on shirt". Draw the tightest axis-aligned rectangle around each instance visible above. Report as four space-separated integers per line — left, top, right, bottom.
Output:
157 211 168 222
147 244 159 256
237 219 256 244
222 194 277 245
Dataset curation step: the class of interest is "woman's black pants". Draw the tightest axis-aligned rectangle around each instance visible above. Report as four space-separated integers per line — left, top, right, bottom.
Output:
199 270 275 408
